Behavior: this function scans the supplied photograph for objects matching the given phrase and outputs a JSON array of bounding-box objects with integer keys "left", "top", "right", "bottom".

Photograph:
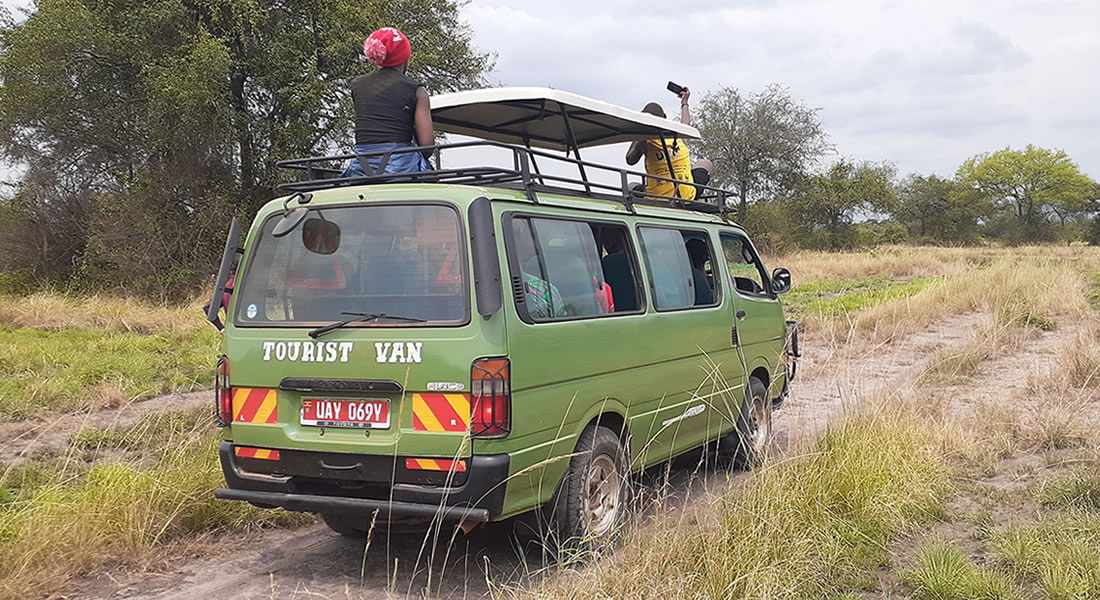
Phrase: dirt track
[{"left": 7, "top": 310, "right": 1084, "bottom": 599}]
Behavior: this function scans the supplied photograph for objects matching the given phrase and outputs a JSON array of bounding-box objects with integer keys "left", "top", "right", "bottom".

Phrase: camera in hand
[{"left": 667, "top": 81, "right": 684, "bottom": 96}]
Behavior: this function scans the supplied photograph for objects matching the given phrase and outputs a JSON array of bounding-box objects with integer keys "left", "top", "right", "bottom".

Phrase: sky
[
  {"left": 2, "top": 0, "right": 1098, "bottom": 184},
  {"left": 459, "top": 0, "right": 1100, "bottom": 180}
]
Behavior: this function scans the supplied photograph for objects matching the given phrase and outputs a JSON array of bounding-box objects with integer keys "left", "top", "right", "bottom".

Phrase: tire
[
  {"left": 320, "top": 512, "right": 370, "bottom": 538},
  {"left": 720, "top": 376, "right": 773, "bottom": 468},
  {"left": 549, "top": 425, "right": 630, "bottom": 545}
]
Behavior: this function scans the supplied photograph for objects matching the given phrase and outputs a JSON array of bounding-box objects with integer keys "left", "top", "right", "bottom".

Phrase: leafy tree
[
  {"left": 790, "top": 159, "right": 895, "bottom": 251},
  {"left": 0, "top": 0, "right": 491, "bottom": 293},
  {"left": 892, "top": 174, "right": 987, "bottom": 244},
  {"left": 955, "top": 145, "right": 1094, "bottom": 243},
  {"left": 692, "top": 84, "right": 832, "bottom": 218}
]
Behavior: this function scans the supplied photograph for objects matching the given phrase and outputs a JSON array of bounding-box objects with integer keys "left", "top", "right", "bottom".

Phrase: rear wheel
[
  {"left": 550, "top": 425, "right": 629, "bottom": 544},
  {"left": 320, "top": 512, "right": 370, "bottom": 538},
  {"left": 721, "top": 376, "right": 773, "bottom": 468}
]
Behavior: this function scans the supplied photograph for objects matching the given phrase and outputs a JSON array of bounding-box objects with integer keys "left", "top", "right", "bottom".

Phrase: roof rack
[{"left": 275, "top": 140, "right": 738, "bottom": 218}]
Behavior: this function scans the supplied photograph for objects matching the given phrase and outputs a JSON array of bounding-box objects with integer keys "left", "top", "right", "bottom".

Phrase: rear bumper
[
  {"left": 215, "top": 488, "right": 492, "bottom": 522},
  {"left": 216, "top": 441, "right": 509, "bottom": 521}
]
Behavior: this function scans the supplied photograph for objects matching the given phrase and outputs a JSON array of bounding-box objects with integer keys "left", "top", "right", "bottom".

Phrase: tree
[
  {"left": 789, "top": 159, "right": 895, "bottom": 250},
  {"left": 692, "top": 84, "right": 832, "bottom": 218},
  {"left": 892, "top": 174, "right": 987, "bottom": 244},
  {"left": 955, "top": 145, "right": 1094, "bottom": 243},
  {"left": 0, "top": 0, "right": 492, "bottom": 292}
]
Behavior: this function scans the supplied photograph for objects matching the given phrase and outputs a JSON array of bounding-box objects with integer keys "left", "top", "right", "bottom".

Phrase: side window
[
  {"left": 638, "top": 227, "right": 719, "bottom": 310},
  {"left": 720, "top": 234, "right": 770, "bottom": 296},
  {"left": 509, "top": 216, "right": 640, "bottom": 321}
]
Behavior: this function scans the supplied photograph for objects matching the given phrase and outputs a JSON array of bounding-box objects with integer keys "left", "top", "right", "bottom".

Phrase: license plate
[{"left": 300, "top": 398, "right": 390, "bottom": 429}]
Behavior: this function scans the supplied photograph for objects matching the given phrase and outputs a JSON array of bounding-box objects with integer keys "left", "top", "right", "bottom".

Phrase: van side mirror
[{"left": 771, "top": 268, "right": 792, "bottom": 294}]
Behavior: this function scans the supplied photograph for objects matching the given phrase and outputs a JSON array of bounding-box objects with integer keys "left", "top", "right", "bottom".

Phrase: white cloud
[{"left": 461, "top": 0, "right": 1100, "bottom": 179}]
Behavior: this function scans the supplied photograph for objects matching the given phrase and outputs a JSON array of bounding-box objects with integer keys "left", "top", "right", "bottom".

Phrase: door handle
[
  {"left": 320, "top": 460, "right": 362, "bottom": 471},
  {"left": 736, "top": 309, "right": 747, "bottom": 320}
]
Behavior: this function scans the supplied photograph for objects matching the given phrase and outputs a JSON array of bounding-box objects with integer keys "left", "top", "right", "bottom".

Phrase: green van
[{"left": 210, "top": 88, "right": 798, "bottom": 540}]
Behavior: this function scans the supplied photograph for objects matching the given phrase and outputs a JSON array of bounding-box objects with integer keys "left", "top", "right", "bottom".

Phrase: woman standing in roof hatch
[{"left": 341, "top": 27, "right": 435, "bottom": 177}]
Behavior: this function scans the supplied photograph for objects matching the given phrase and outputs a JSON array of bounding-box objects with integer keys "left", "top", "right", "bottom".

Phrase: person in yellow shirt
[{"left": 625, "top": 86, "right": 696, "bottom": 201}]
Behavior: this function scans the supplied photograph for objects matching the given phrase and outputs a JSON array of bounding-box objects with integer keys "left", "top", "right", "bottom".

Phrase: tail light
[
  {"left": 470, "top": 358, "right": 510, "bottom": 437},
  {"left": 215, "top": 355, "right": 232, "bottom": 426}
]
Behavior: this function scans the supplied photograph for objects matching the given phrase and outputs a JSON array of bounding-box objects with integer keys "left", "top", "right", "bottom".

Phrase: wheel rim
[
  {"left": 583, "top": 454, "right": 622, "bottom": 537},
  {"left": 748, "top": 395, "right": 772, "bottom": 458}
]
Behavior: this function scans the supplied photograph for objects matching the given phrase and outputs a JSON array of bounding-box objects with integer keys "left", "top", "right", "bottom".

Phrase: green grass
[
  {"left": 535, "top": 409, "right": 952, "bottom": 598},
  {"left": 1035, "top": 466, "right": 1100, "bottom": 512},
  {"left": 0, "top": 324, "right": 218, "bottom": 418},
  {"left": 69, "top": 406, "right": 213, "bottom": 453},
  {"left": 1087, "top": 272, "right": 1100, "bottom": 311},
  {"left": 992, "top": 515, "right": 1100, "bottom": 600},
  {"left": 785, "top": 275, "right": 939, "bottom": 317},
  {"left": 0, "top": 410, "right": 307, "bottom": 599},
  {"left": 903, "top": 540, "right": 1021, "bottom": 600}
]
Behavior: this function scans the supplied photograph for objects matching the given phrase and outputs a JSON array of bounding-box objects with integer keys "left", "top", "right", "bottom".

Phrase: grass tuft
[
  {"left": 1036, "top": 466, "right": 1100, "bottom": 512},
  {"left": 902, "top": 540, "right": 1021, "bottom": 600},
  {"left": 993, "top": 515, "right": 1100, "bottom": 600}
]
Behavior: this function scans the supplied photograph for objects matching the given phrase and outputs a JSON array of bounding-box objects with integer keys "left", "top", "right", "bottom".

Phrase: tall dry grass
[
  {"left": 522, "top": 405, "right": 950, "bottom": 599},
  {"left": 808, "top": 258, "right": 1089, "bottom": 345},
  {"left": 0, "top": 291, "right": 209, "bottom": 334},
  {"left": 776, "top": 245, "right": 1100, "bottom": 284},
  {"left": 0, "top": 410, "right": 306, "bottom": 599}
]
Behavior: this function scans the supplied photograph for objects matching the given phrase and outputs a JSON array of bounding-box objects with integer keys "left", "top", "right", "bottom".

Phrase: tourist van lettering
[
  {"left": 374, "top": 342, "right": 423, "bottom": 363},
  {"left": 262, "top": 341, "right": 353, "bottom": 363}
]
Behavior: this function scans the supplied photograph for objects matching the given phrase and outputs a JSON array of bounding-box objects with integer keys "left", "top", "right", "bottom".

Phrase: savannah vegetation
[{"left": 0, "top": 247, "right": 1098, "bottom": 598}]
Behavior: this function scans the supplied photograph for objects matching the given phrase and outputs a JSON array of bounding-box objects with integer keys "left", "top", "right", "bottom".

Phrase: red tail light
[
  {"left": 470, "top": 358, "right": 510, "bottom": 437},
  {"left": 215, "top": 355, "right": 232, "bottom": 426}
]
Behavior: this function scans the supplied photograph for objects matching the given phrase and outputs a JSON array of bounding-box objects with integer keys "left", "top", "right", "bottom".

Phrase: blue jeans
[{"left": 340, "top": 143, "right": 432, "bottom": 177}]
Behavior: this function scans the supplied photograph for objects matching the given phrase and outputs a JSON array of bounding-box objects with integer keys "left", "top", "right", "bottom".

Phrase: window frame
[
  {"left": 719, "top": 231, "right": 776, "bottom": 300},
  {"left": 501, "top": 211, "right": 648, "bottom": 325},
  {"left": 635, "top": 224, "right": 723, "bottom": 313},
  {"left": 231, "top": 200, "right": 472, "bottom": 330}
]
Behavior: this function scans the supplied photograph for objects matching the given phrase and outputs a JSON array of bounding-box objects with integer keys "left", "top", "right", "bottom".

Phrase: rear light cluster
[
  {"left": 215, "top": 355, "right": 232, "bottom": 426},
  {"left": 470, "top": 357, "right": 510, "bottom": 437}
]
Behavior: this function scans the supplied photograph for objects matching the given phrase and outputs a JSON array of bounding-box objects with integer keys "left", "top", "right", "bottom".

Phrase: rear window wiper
[{"left": 308, "top": 311, "right": 426, "bottom": 339}]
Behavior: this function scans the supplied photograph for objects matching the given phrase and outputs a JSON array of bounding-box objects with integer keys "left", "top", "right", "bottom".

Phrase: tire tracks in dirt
[{"left": 0, "top": 391, "right": 209, "bottom": 466}]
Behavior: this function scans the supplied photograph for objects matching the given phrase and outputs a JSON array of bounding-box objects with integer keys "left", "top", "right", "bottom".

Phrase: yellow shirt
[{"left": 643, "top": 138, "right": 695, "bottom": 200}]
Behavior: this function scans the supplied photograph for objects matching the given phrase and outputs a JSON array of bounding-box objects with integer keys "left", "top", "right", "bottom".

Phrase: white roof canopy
[{"left": 430, "top": 87, "right": 700, "bottom": 152}]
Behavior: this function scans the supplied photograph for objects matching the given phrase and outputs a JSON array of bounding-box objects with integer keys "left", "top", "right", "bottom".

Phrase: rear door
[{"left": 225, "top": 200, "right": 504, "bottom": 466}]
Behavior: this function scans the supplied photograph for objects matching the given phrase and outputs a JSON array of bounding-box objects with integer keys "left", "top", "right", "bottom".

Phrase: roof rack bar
[
  {"left": 620, "top": 170, "right": 635, "bottom": 213},
  {"left": 517, "top": 150, "right": 538, "bottom": 203},
  {"left": 275, "top": 140, "right": 739, "bottom": 215},
  {"left": 559, "top": 109, "right": 592, "bottom": 195}
]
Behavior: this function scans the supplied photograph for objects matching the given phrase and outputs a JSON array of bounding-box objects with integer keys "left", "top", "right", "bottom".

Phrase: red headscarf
[{"left": 363, "top": 27, "right": 411, "bottom": 68}]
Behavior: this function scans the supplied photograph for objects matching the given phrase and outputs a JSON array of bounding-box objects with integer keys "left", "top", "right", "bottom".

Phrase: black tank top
[{"left": 351, "top": 68, "right": 422, "bottom": 145}]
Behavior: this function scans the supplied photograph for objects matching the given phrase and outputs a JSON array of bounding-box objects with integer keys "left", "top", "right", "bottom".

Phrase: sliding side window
[
  {"left": 637, "top": 227, "right": 720, "bottom": 311},
  {"left": 507, "top": 216, "right": 641, "bottom": 322}
]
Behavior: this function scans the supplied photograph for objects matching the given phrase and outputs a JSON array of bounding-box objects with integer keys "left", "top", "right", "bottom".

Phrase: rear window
[{"left": 234, "top": 203, "right": 468, "bottom": 326}]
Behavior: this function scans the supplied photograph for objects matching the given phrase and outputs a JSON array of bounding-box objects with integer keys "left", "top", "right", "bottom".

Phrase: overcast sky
[
  {"left": 461, "top": 0, "right": 1100, "bottom": 180},
  {"left": 2, "top": 0, "right": 1098, "bottom": 183}
]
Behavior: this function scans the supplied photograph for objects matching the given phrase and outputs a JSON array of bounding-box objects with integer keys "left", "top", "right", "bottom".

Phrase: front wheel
[
  {"left": 550, "top": 425, "right": 629, "bottom": 544},
  {"left": 721, "top": 376, "right": 773, "bottom": 468}
]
